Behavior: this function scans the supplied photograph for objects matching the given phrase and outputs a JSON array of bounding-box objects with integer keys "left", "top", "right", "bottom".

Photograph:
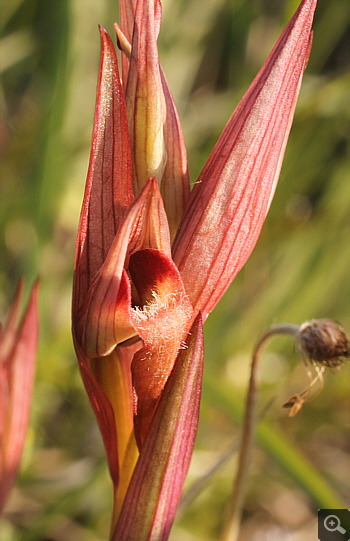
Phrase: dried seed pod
[{"left": 297, "top": 319, "right": 349, "bottom": 368}]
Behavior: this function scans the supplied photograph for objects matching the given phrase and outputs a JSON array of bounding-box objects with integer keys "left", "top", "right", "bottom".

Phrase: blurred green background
[{"left": 1, "top": 0, "right": 349, "bottom": 539}]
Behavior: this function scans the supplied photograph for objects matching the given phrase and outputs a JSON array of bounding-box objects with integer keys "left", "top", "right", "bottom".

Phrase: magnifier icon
[{"left": 324, "top": 515, "right": 346, "bottom": 534}]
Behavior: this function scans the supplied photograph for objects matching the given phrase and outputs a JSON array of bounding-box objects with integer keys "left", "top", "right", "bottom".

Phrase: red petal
[
  {"left": 112, "top": 314, "right": 204, "bottom": 541},
  {"left": 119, "top": 0, "right": 137, "bottom": 49},
  {"left": 125, "top": 0, "right": 167, "bottom": 195},
  {"left": 0, "top": 280, "right": 39, "bottom": 513},
  {"left": 119, "top": 0, "right": 162, "bottom": 88},
  {"left": 73, "top": 325, "right": 141, "bottom": 510},
  {"left": 129, "top": 249, "right": 193, "bottom": 444},
  {"left": 118, "top": 0, "right": 136, "bottom": 88},
  {"left": 114, "top": 23, "right": 190, "bottom": 240},
  {"left": 75, "top": 179, "right": 171, "bottom": 359},
  {"left": 73, "top": 26, "right": 133, "bottom": 319},
  {"left": 173, "top": 0, "right": 316, "bottom": 320},
  {"left": 128, "top": 177, "right": 171, "bottom": 259},
  {"left": 1, "top": 279, "right": 24, "bottom": 360},
  {"left": 73, "top": 343, "right": 119, "bottom": 486},
  {"left": 160, "top": 67, "right": 190, "bottom": 242}
]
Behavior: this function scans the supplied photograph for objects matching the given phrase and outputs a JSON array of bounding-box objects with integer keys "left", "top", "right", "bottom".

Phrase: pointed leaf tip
[
  {"left": 73, "top": 26, "right": 133, "bottom": 317},
  {"left": 173, "top": 0, "right": 317, "bottom": 320},
  {"left": 125, "top": 0, "right": 167, "bottom": 195}
]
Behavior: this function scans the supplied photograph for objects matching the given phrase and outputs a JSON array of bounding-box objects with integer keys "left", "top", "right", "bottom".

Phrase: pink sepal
[
  {"left": 72, "top": 342, "right": 120, "bottom": 486},
  {"left": 173, "top": 0, "right": 316, "bottom": 320},
  {"left": 0, "top": 280, "right": 39, "bottom": 513},
  {"left": 73, "top": 26, "right": 133, "bottom": 316},
  {"left": 125, "top": 0, "right": 166, "bottom": 194}
]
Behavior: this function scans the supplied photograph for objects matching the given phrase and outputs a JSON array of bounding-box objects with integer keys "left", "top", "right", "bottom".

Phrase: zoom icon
[{"left": 318, "top": 509, "right": 350, "bottom": 541}]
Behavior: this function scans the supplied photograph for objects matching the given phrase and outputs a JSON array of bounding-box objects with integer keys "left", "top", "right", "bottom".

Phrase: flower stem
[{"left": 221, "top": 324, "right": 299, "bottom": 541}]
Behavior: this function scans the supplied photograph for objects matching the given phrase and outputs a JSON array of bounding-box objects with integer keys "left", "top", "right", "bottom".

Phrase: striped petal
[
  {"left": 160, "top": 67, "right": 190, "bottom": 241},
  {"left": 0, "top": 281, "right": 39, "bottom": 513},
  {"left": 119, "top": 0, "right": 162, "bottom": 87},
  {"left": 125, "top": 0, "right": 167, "bottom": 195},
  {"left": 115, "top": 21, "right": 190, "bottom": 240},
  {"left": 173, "top": 0, "right": 316, "bottom": 320},
  {"left": 73, "top": 26, "right": 133, "bottom": 318}
]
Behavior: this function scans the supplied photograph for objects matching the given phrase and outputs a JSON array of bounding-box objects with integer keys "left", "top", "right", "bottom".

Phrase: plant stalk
[{"left": 221, "top": 324, "right": 299, "bottom": 541}]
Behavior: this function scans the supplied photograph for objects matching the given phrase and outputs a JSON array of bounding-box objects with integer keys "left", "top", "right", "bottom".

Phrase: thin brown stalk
[{"left": 221, "top": 324, "right": 299, "bottom": 541}]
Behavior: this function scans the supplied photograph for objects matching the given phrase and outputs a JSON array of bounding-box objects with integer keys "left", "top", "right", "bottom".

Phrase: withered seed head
[
  {"left": 283, "top": 395, "right": 305, "bottom": 417},
  {"left": 297, "top": 319, "right": 349, "bottom": 368}
]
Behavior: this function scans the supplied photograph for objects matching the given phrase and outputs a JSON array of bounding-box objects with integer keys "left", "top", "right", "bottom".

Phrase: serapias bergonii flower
[
  {"left": 0, "top": 280, "right": 39, "bottom": 514},
  {"left": 72, "top": 0, "right": 317, "bottom": 538}
]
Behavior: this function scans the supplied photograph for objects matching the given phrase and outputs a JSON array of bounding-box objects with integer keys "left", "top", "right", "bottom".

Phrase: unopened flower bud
[{"left": 297, "top": 319, "right": 349, "bottom": 368}]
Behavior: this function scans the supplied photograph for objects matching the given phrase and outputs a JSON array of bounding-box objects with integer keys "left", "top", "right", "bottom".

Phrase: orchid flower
[
  {"left": 0, "top": 280, "right": 39, "bottom": 514},
  {"left": 72, "top": 0, "right": 317, "bottom": 538}
]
